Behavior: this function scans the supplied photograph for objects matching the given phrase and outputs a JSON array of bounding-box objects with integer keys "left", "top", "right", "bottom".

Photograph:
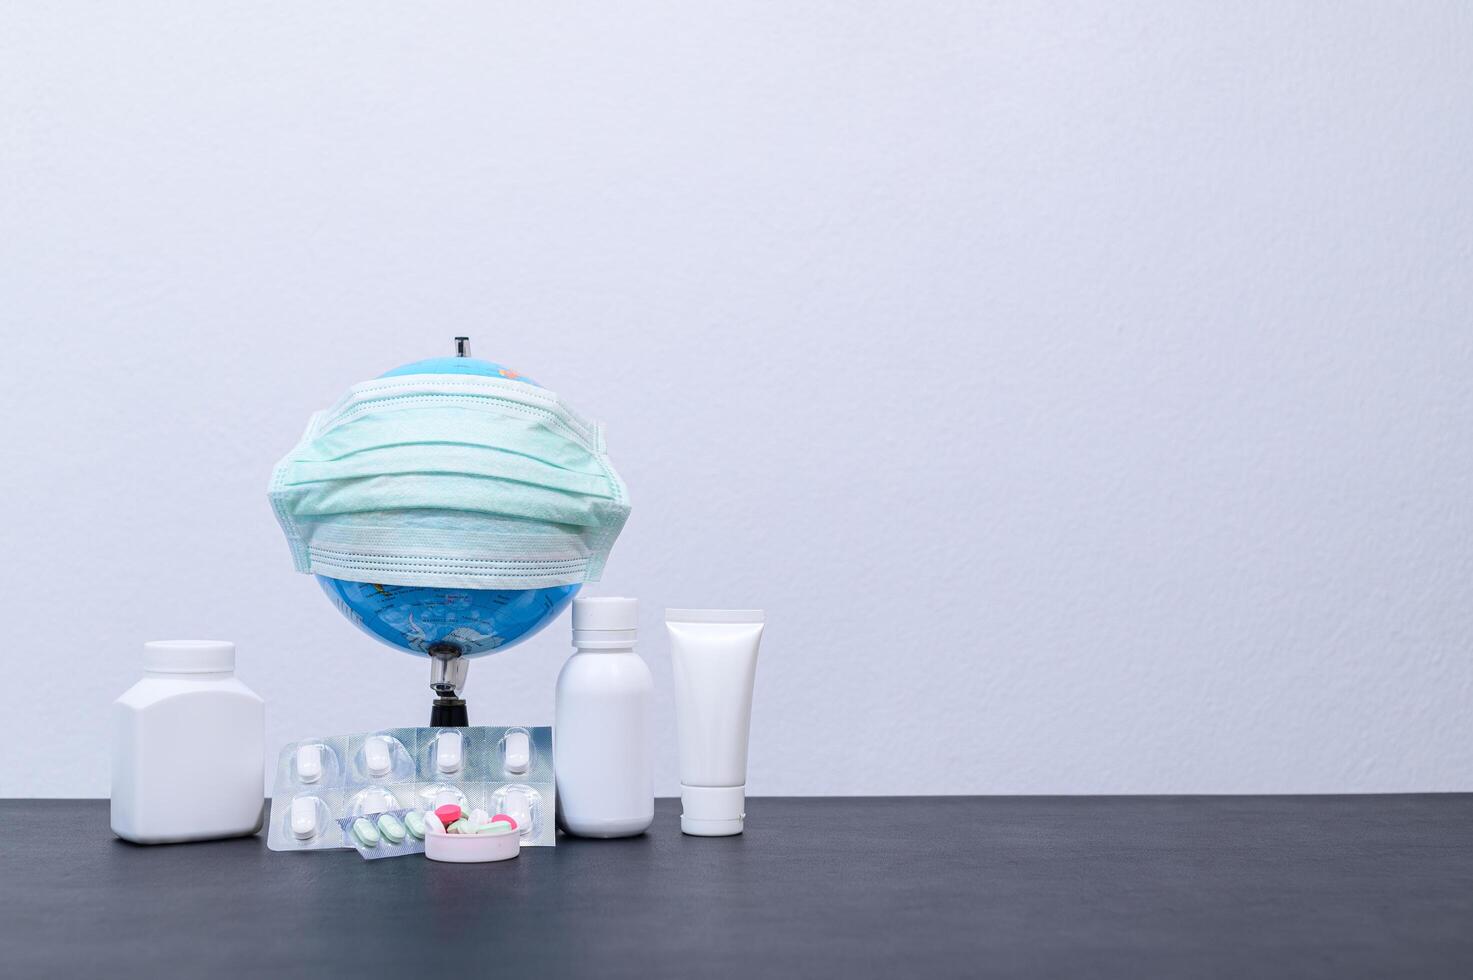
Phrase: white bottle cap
[
  {"left": 571, "top": 596, "right": 637, "bottom": 647},
  {"left": 680, "top": 785, "right": 746, "bottom": 836},
  {"left": 571, "top": 596, "right": 637, "bottom": 631},
  {"left": 143, "top": 640, "right": 235, "bottom": 674}
]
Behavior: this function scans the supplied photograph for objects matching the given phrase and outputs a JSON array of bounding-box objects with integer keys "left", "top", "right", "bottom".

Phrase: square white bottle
[{"left": 111, "top": 640, "right": 265, "bottom": 844}]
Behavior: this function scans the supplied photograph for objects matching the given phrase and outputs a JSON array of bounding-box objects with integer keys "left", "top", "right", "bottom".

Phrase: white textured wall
[{"left": 2, "top": 3, "right": 1470, "bottom": 797}]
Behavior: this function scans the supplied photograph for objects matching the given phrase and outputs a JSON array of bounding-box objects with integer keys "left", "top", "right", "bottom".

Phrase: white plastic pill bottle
[
  {"left": 555, "top": 597, "right": 655, "bottom": 837},
  {"left": 111, "top": 640, "right": 265, "bottom": 844}
]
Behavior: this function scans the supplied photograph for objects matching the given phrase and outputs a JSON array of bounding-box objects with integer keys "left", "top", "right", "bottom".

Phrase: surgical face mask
[{"left": 269, "top": 375, "right": 629, "bottom": 590}]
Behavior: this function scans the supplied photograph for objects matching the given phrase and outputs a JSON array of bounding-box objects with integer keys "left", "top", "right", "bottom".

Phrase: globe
[{"left": 316, "top": 346, "right": 579, "bottom": 663}]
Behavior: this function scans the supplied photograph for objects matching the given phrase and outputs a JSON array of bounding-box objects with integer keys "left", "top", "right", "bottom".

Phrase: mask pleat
[{"left": 269, "top": 377, "right": 629, "bottom": 589}]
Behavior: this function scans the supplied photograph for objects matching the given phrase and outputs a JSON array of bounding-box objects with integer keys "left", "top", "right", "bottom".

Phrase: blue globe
[{"left": 316, "top": 352, "right": 578, "bottom": 659}]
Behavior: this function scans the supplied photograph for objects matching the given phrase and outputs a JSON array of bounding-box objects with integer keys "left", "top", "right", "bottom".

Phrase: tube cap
[
  {"left": 680, "top": 785, "right": 745, "bottom": 836},
  {"left": 143, "top": 640, "right": 235, "bottom": 674}
]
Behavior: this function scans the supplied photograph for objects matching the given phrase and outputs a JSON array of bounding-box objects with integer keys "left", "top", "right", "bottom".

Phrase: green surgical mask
[{"left": 269, "top": 375, "right": 630, "bottom": 590}]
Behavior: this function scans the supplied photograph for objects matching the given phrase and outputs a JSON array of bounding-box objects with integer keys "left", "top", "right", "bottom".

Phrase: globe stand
[
  {"left": 430, "top": 698, "right": 468, "bottom": 728},
  {"left": 429, "top": 644, "right": 471, "bottom": 727}
]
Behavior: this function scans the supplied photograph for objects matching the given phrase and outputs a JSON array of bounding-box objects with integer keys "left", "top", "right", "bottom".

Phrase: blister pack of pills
[
  {"left": 267, "top": 726, "right": 555, "bottom": 853},
  {"left": 340, "top": 808, "right": 423, "bottom": 859}
]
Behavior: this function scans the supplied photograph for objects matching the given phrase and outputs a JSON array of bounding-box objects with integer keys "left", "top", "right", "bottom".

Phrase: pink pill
[
  {"left": 490, "top": 813, "right": 518, "bottom": 831},
  {"left": 434, "top": 804, "right": 462, "bottom": 826}
]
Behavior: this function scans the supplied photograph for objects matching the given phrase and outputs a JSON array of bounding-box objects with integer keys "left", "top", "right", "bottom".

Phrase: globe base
[{"left": 430, "top": 697, "right": 469, "bottom": 728}]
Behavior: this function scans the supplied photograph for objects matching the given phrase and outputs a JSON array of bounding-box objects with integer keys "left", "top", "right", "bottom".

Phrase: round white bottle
[
  {"left": 555, "top": 597, "right": 654, "bottom": 837},
  {"left": 111, "top": 640, "right": 265, "bottom": 844}
]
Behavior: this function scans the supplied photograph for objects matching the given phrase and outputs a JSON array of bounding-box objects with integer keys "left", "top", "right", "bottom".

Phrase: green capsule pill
[
  {"left": 404, "top": 810, "right": 426, "bottom": 840},
  {"left": 449, "top": 818, "right": 470, "bottom": 834},
  {"left": 351, "top": 817, "right": 381, "bottom": 848},
  {"left": 377, "top": 813, "right": 406, "bottom": 844},
  {"left": 475, "top": 821, "right": 514, "bottom": 835}
]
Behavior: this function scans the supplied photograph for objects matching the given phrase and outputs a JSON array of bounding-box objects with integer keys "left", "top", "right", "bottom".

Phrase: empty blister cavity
[
  {"left": 417, "top": 782, "right": 469, "bottom": 811},
  {"left": 489, "top": 784, "right": 542, "bottom": 841},
  {"left": 348, "top": 784, "right": 405, "bottom": 817}
]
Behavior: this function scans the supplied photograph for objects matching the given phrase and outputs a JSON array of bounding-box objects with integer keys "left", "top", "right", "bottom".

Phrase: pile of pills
[
  {"left": 346, "top": 805, "right": 518, "bottom": 850},
  {"left": 427, "top": 804, "right": 519, "bottom": 837}
]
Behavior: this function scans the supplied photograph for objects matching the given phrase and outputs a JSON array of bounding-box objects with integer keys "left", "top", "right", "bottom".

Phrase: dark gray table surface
[{"left": 2, "top": 796, "right": 1471, "bottom": 978}]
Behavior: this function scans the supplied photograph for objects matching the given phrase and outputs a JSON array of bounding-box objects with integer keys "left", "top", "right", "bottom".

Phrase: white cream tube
[{"left": 666, "top": 609, "right": 765, "bottom": 836}]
